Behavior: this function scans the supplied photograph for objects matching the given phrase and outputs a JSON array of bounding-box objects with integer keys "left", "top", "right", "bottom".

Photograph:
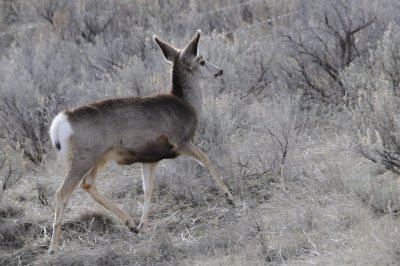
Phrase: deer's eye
[{"left": 200, "top": 60, "right": 205, "bottom": 66}]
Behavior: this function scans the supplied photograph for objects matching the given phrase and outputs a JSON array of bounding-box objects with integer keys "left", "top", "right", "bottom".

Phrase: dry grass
[{"left": 2, "top": 133, "right": 400, "bottom": 266}]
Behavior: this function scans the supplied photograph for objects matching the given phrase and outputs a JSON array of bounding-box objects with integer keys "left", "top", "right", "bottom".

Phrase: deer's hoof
[
  {"left": 224, "top": 193, "right": 235, "bottom": 206},
  {"left": 126, "top": 220, "right": 139, "bottom": 234},
  {"left": 226, "top": 198, "right": 235, "bottom": 206},
  {"left": 130, "top": 227, "right": 139, "bottom": 234},
  {"left": 48, "top": 248, "right": 57, "bottom": 254}
]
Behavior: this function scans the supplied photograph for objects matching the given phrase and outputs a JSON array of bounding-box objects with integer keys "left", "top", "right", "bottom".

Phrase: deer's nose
[{"left": 215, "top": 69, "right": 223, "bottom": 77}]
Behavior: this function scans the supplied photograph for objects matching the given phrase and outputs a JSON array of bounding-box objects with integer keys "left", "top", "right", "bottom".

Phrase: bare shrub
[
  {"left": 0, "top": 33, "right": 83, "bottom": 164},
  {"left": 74, "top": 0, "right": 117, "bottom": 45},
  {"left": 33, "top": 0, "right": 66, "bottom": 27},
  {"left": 228, "top": 91, "right": 303, "bottom": 181},
  {"left": 0, "top": 67, "right": 48, "bottom": 164},
  {"left": 345, "top": 24, "right": 400, "bottom": 174},
  {"left": 0, "top": 146, "right": 24, "bottom": 194},
  {"left": 280, "top": 0, "right": 377, "bottom": 106},
  {"left": 36, "top": 182, "right": 51, "bottom": 206},
  {"left": 338, "top": 24, "right": 400, "bottom": 213}
]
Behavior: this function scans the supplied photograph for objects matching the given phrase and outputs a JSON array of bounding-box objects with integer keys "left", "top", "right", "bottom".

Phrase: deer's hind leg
[
  {"left": 49, "top": 158, "right": 95, "bottom": 253},
  {"left": 80, "top": 158, "right": 138, "bottom": 233}
]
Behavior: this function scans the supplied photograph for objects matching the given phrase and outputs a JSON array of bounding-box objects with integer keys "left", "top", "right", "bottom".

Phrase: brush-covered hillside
[{"left": 1, "top": 0, "right": 400, "bottom": 265}]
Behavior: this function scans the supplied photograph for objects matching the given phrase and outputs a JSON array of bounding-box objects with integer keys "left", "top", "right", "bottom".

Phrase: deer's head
[{"left": 153, "top": 30, "right": 223, "bottom": 80}]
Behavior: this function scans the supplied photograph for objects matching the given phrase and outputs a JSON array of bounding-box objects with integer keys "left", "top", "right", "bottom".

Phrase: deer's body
[
  {"left": 48, "top": 30, "right": 233, "bottom": 253},
  {"left": 56, "top": 95, "right": 196, "bottom": 165}
]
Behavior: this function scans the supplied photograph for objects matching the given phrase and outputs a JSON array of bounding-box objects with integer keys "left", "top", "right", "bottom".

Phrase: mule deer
[{"left": 48, "top": 30, "right": 234, "bottom": 253}]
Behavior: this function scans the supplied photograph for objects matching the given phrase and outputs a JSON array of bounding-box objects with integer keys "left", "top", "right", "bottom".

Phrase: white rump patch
[{"left": 49, "top": 112, "right": 73, "bottom": 159}]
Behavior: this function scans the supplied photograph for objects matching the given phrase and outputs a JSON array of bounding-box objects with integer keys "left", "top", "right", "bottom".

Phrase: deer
[{"left": 48, "top": 30, "right": 235, "bottom": 253}]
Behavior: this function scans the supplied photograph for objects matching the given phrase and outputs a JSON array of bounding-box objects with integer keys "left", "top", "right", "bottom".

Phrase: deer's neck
[{"left": 171, "top": 68, "right": 203, "bottom": 114}]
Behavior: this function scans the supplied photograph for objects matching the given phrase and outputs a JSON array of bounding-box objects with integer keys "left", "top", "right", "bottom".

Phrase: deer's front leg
[
  {"left": 180, "top": 142, "right": 234, "bottom": 205},
  {"left": 139, "top": 162, "right": 157, "bottom": 230}
]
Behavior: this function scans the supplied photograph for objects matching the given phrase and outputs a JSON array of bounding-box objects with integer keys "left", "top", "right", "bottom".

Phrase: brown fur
[
  {"left": 114, "top": 135, "right": 178, "bottom": 165},
  {"left": 66, "top": 95, "right": 196, "bottom": 129}
]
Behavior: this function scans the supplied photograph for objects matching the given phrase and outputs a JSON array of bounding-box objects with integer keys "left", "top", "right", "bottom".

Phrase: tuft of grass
[
  {"left": 0, "top": 220, "right": 43, "bottom": 251},
  {"left": 62, "top": 211, "right": 121, "bottom": 235},
  {"left": 0, "top": 203, "right": 23, "bottom": 218}
]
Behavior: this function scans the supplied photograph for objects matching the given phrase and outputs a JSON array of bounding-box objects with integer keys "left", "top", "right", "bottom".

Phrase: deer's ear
[
  {"left": 182, "top": 29, "right": 201, "bottom": 58},
  {"left": 153, "top": 35, "right": 179, "bottom": 63}
]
